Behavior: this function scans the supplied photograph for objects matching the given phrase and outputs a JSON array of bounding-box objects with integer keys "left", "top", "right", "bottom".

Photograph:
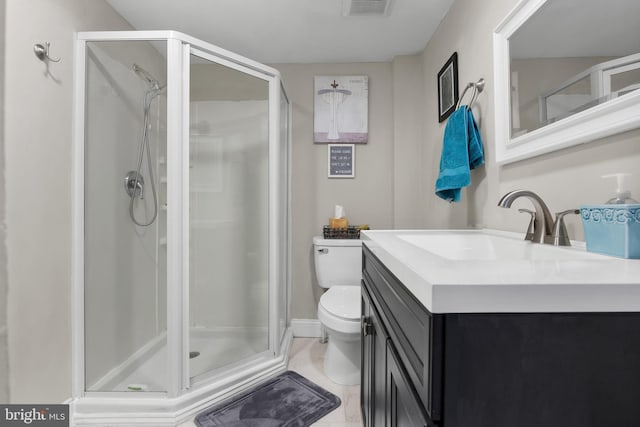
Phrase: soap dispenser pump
[{"left": 603, "top": 173, "right": 638, "bottom": 204}]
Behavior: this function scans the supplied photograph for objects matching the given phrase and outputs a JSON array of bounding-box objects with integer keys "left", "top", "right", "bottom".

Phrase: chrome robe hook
[{"left": 33, "top": 42, "right": 61, "bottom": 63}]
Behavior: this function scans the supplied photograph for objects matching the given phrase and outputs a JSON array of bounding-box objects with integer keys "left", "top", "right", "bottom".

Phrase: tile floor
[
  {"left": 288, "top": 338, "right": 363, "bottom": 427},
  {"left": 180, "top": 337, "right": 363, "bottom": 427}
]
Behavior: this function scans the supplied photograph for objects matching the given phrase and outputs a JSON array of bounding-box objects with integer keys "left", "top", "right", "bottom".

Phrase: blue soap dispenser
[{"left": 580, "top": 173, "right": 640, "bottom": 259}]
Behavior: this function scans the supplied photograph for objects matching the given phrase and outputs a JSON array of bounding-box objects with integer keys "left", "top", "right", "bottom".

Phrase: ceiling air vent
[{"left": 343, "top": 0, "right": 394, "bottom": 16}]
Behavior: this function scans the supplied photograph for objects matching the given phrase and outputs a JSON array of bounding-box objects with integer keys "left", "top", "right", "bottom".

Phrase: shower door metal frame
[{"left": 72, "top": 30, "right": 291, "bottom": 421}]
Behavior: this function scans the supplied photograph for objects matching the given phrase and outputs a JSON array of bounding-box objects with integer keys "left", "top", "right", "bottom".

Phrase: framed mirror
[{"left": 493, "top": 0, "right": 640, "bottom": 164}]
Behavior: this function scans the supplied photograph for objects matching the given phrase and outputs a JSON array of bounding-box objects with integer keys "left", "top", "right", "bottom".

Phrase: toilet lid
[{"left": 320, "top": 286, "right": 360, "bottom": 320}]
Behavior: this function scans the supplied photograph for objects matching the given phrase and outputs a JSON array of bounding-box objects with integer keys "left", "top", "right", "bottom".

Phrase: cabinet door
[
  {"left": 361, "top": 283, "right": 388, "bottom": 427},
  {"left": 361, "top": 285, "right": 373, "bottom": 426},
  {"left": 362, "top": 244, "right": 443, "bottom": 420},
  {"left": 386, "top": 341, "right": 430, "bottom": 427}
]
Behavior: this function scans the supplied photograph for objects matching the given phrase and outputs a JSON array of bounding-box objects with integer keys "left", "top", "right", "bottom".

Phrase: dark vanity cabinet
[
  {"left": 361, "top": 284, "right": 388, "bottom": 427},
  {"left": 361, "top": 243, "right": 640, "bottom": 427},
  {"left": 385, "top": 341, "right": 431, "bottom": 427},
  {"left": 361, "top": 243, "right": 442, "bottom": 427}
]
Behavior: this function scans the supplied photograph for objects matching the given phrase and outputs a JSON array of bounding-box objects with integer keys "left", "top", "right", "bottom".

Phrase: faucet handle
[
  {"left": 551, "top": 209, "right": 580, "bottom": 246},
  {"left": 518, "top": 209, "right": 536, "bottom": 241}
]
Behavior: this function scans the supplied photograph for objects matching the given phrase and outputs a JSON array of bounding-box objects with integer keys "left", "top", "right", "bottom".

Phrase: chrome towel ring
[{"left": 456, "top": 78, "right": 485, "bottom": 109}]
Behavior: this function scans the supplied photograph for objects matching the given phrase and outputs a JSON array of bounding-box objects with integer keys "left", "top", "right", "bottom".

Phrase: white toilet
[{"left": 313, "top": 236, "right": 363, "bottom": 385}]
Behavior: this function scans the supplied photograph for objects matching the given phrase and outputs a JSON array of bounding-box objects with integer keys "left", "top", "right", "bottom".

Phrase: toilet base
[{"left": 323, "top": 332, "right": 361, "bottom": 385}]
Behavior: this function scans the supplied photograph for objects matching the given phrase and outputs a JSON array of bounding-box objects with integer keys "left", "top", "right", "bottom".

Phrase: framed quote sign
[{"left": 328, "top": 144, "right": 355, "bottom": 178}]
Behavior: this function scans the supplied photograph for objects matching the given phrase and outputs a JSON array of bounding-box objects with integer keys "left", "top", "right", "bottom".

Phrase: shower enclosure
[{"left": 72, "top": 31, "right": 291, "bottom": 424}]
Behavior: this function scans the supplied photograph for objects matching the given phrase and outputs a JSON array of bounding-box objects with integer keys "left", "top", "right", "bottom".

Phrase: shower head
[{"left": 132, "top": 63, "right": 163, "bottom": 91}]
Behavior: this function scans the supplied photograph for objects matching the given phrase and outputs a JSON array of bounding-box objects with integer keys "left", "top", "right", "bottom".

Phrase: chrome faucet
[
  {"left": 551, "top": 209, "right": 580, "bottom": 246},
  {"left": 517, "top": 208, "right": 536, "bottom": 241},
  {"left": 498, "top": 190, "right": 556, "bottom": 244},
  {"left": 499, "top": 190, "right": 580, "bottom": 246}
]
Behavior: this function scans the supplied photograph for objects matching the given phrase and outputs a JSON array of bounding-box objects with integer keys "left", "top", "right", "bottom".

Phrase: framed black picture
[{"left": 437, "top": 52, "right": 459, "bottom": 122}]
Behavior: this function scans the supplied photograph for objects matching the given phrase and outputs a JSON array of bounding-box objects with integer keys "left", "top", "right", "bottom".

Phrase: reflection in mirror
[{"left": 508, "top": 0, "right": 640, "bottom": 138}]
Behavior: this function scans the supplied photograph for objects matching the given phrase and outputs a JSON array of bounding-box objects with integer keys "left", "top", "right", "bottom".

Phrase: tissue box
[
  {"left": 329, "top": 217, "right": 348, "bottom": 229},
  {"left": 580, "top": 204, "right": 640, "bottom": 259}
]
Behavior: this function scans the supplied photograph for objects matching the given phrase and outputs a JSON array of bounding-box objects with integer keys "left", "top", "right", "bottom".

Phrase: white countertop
[{"left": 360, "top": 229, "right": 640, "bottom": 314}]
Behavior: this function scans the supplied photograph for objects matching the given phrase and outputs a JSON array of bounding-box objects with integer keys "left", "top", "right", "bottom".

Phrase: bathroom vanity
[{"left": 360, "top": 230, "right": 640, "bottom": 427}]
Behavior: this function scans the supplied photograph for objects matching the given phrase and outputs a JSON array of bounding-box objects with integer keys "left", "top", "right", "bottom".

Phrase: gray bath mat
[{"left": 195, "top": 370, "right": 341, "bottom": 427}]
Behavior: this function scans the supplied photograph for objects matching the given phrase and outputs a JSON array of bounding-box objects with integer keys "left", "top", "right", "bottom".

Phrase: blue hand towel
[{"left": 435, "top": 106, "right": 484, "bottom": 202}]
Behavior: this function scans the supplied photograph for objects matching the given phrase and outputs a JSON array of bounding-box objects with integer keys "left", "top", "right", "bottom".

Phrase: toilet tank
[{"left": 313, "top": 236, "right": 363, "bottom": 288}]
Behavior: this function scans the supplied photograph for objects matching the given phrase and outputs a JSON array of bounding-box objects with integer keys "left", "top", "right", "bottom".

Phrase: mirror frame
[{"left": 493, "top": 0, "right": 640, "bottom": 165}]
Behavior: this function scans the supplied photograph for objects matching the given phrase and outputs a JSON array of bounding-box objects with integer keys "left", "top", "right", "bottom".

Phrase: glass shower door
[
  {"left": 83, "top": 40, "right": 168, "bottom": 392},
  {"left": 187, "top": 50, "right": 270, "bottom": 380}
]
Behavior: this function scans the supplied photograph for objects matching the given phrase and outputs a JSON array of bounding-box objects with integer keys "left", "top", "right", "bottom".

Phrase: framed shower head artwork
[
  {"left": 437, "top": 52, "right": 459, "bottom": 122},
  {"left": 314, "top": 76, "right": 368, "bottom": 144}
]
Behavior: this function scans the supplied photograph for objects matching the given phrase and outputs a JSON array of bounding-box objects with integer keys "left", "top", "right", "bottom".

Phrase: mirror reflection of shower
[{"left": 125, "top": 63, "right": 165, "bottom": 227}]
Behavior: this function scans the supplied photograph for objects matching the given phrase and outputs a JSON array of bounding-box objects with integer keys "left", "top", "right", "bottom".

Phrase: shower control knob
[{"left": 124, "top": 171, "right": 145, "bottom": 199}]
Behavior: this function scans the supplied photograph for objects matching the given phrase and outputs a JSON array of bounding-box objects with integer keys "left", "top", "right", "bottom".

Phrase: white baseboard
[{"left": 291, "top": 319, "right": 322, "bottom": 338}]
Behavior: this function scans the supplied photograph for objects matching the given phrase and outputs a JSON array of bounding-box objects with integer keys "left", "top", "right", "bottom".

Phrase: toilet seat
[
  {"left": 320, "top": 286, "right": 360, "bottom": 319},
  {"left": 318, "top": 286, "right": 361, "bottom": 334}
]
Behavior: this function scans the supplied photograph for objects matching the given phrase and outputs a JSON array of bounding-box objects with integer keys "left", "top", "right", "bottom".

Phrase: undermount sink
[{"left": 397, "top": 231, "right": 599, "bottom": 261}]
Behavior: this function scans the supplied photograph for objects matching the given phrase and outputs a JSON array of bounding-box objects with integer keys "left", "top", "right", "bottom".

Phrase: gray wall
[
  {"left": 0, "top": 0, "right": 8, "bottom": 403},
  {"left": 273, "top": 63, "right": 394, "bottom": 319},
  {"left": 420, "top": 0, "right": 640, "bottom": 239},
  {"left": 392, "top": 55, "right": 427, "bottom": 229},
  {"left": 4, "top": 0, "right": 133, "bottom": 403}
]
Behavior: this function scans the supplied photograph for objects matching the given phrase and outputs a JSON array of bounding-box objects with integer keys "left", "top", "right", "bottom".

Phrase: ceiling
[{"left": 106, "top": 0, "right": 455, "bottom": 64}]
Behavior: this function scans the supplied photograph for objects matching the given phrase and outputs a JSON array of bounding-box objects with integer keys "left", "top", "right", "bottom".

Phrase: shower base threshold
[
  {"left": 90, "top": 327, "right": 270, "bottom": 392},
  {"left": 72, "top": 328, "right": 292, "bottom": 426}
]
